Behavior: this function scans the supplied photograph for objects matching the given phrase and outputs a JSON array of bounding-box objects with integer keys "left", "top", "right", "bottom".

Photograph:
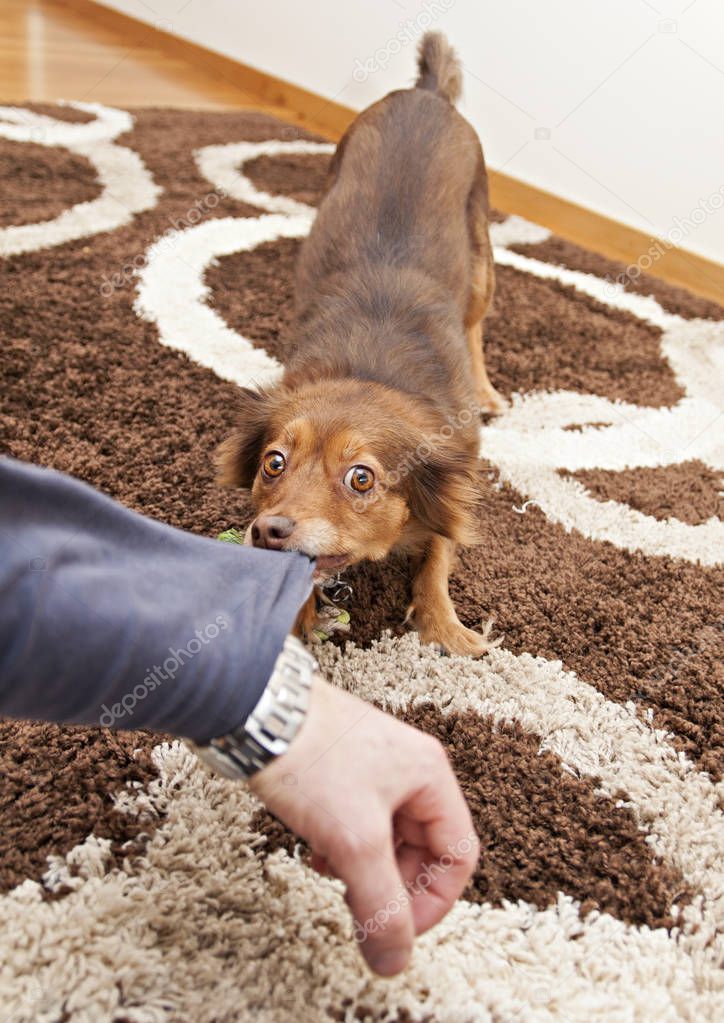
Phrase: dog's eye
[
  {"left": 344, "top": 465, "right": 375, "bottom": 493},
  {"left": 262, "top": 451, "right": 286, "bottom": 478}
]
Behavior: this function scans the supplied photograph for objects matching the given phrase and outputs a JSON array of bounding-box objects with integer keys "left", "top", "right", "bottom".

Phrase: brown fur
[{"left": 217, "top": 33, "right": 502, "bottom": 655}]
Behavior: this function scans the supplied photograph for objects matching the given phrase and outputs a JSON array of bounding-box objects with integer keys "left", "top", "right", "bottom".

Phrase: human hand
[{"left": 249, "top": 674, "right": 479, "bottom": 977}]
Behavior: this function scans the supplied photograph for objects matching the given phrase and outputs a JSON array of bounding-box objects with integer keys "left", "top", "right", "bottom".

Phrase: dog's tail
[{"left": 415, "top": 32, "right": 462, "bottom": 104}]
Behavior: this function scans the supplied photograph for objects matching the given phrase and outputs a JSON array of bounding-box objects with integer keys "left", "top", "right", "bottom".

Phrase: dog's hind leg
[
  {"left": 464, "top": 158, "right": 506, "bottom": 415},
  {"left": 466, "top": 320, "right": 506, "bottom": 414}
]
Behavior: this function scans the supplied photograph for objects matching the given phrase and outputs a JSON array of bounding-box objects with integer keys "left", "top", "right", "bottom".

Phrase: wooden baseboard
[
  {"left": 489, "top": 173, "right": 724, "bottom": 306},
  {"left": 58, "top": 0, "right": 724, "bottom": 305}
]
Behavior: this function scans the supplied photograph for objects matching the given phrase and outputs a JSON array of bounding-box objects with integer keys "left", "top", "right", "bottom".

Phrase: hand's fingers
[
  {"left": 396, "top": 841, "right": 477, "bottom": 934},
  {"left": 396, "top": 843, "right": 430, "bottom": 888},
  {"left": 395, "top": 752, "right": 479, "bottom": 932},
  {"left": 395, "top": 841, "right": 470, "bottom": 932},
  {"left": 310, "top": 851, "right": 330, "bottom": 876},
  {"left": 402, "top": 749, "right": 478, "bottom": 864},
  {"left": 327, "top": 822, "right": 415, "bottom": 977},
  {"left": 407, "top": 828, "right": 478, "bottom": 935},
  {"left": 393, "top": 812, "right": 427, "bottom": 848}
]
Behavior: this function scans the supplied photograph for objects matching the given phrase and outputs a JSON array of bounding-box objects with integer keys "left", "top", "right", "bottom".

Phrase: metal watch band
[{"left": 195, "top": 634, "right": 318, "bottom": 781}]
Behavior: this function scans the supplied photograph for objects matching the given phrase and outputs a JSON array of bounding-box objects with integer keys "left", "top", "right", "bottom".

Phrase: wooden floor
[
  {"left": 2, "top": 0, "right": 722, "bottom": 304},
  {"left": 0, "top": 0, "right": 292, "bottom": 112}
]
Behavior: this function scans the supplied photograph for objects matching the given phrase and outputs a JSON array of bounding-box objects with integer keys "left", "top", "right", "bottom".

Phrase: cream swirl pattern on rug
[{"left": 0, "top": 102, "right": 161, "bottom": 256}]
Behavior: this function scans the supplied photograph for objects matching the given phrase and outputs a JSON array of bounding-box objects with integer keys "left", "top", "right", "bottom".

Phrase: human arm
[{"left": 0, "top": 457, "right": 314, "bottom": 740}]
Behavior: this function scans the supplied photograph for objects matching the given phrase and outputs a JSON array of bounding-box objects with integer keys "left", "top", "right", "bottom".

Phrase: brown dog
[{"left": 218, "top": 33, "right": 503, "bottom": 656}]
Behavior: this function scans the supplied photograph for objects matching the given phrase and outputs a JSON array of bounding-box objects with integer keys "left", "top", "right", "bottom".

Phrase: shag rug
[{"left": 1, "top": 102, "right": 723, "bottom": 1023}]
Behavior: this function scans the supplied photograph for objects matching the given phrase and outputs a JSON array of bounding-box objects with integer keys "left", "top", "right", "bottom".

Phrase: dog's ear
[
  {"left": 216, "top": 387, "right": 277, "bottom": 489},
  {"left": 406, "top": 448, "right": 481, "bottom": 545}
]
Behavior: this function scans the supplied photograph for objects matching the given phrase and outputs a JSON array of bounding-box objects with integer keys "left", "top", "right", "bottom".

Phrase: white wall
[{"left": 98, "top": 0, "right": 724, "bottom": 265}]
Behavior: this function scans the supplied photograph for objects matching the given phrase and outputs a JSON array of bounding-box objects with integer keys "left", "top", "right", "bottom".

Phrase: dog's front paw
[
  {"left": 476, "top": 385, "right": 508, "bottom": 415},
  {"left": 407, "top": 606, "right": 501, "bottom": 658}
]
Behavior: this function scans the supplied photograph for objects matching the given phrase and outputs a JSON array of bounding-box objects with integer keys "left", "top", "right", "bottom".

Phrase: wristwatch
[{"left": 191, "top": 634, "right": 318, "bottom": 780}]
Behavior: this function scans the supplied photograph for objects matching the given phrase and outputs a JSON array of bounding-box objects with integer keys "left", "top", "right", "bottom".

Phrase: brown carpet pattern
[{"left": 0, "top": 103, "right": 722, "bottom": 1022}]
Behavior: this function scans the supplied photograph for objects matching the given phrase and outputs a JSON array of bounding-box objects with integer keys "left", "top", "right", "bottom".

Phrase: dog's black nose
[{"left": 250, "top": 515, "right": 296, "bottom": 551}]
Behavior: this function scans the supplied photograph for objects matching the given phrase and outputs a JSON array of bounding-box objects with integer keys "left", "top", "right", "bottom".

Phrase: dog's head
[{"left": 217, "top": 380, "right": 480, "bottom": 574}]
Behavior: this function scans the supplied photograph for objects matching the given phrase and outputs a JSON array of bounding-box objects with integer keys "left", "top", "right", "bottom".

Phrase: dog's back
[
  {"left": 287, "top": 35, "right": 492, "bottom": 425},
  {"left": 295, "top": 35, "right": 487, "bottom": 322}
]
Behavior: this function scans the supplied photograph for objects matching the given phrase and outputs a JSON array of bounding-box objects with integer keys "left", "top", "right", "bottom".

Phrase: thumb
[{"left": 330, "top": 827, "right": 415, "bottom": 977}]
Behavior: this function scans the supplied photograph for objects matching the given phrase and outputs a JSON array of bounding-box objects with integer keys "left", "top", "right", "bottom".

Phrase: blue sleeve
[{"left": 0, "top": 458, "right": 314, "bottom": 743}]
